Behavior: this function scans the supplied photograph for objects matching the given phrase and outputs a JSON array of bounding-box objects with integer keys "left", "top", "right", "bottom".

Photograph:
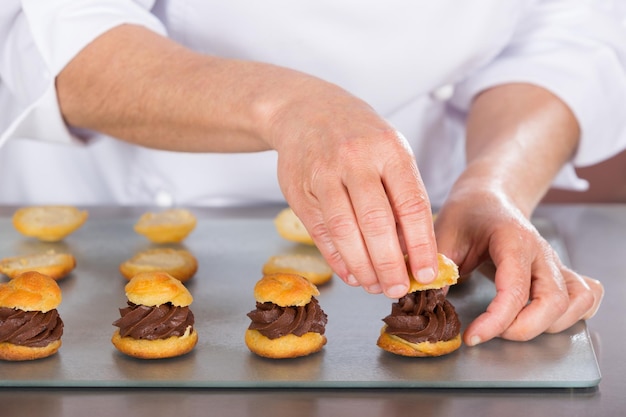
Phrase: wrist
[
  {"left": 462, "top": 84, "right": 581, "bottom": 217},
  {"left": 448, "top": 164, "right": 537, "bottom": 219}
]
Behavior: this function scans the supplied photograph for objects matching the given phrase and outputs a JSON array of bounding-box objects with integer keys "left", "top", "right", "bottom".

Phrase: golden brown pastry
[
  {"left": 119, "top": 248, "right": 198, "bottom": 282},
  {"left": 377, "top": 253, "right": 462, "bottom": 357},
  {"left": 12, "top": 206, "right": 88, "bottom": 242},
  {"left": 133, "top": 208, "right": 197, "bottom": 243},
  {"left": 273, "top": 207, "right": 315, "bottom": 246},
  {"left": 406, "top": 253, "right": 460, "bottom": 292},
  {"left": 0, "top": 271, "right": 64, "bottom": 361},
  {"left": 112, "top": 271, "right": 197, "bottom": 359},
  {"left": 0, "top": 251, "right": 76, "bottom": 281},
  {"left": 245, "top": 273, "right": 328, "bottom": 359},
  {"left": 262, "top": 253, "right": 333, "bottom": 286}
]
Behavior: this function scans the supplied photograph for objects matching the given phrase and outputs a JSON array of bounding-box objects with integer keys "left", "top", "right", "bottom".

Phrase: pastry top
[
  {"left": 133, "top": 208, "right": 197, "bottom": 243},
  {"left": 0, "top": 271, "right": 62, "bottom": 312},
  {"left": 12, "top": 205, "right": 88, "bottom": 242},
  {"left": 119, "top": 248, "right": 198, "bottom": 282},
  {"left": 254, "top": 273, "right": 320, "bottom": 307},
  {"left": 125, "top": 271, "right": 193, "bottom": 307},
  {"left": 407, "top": 253, "right": 459, "bottom": 292},
  {"left": 0, "top": 250, "right": 76, "bottom": 280},
  {"left": 273, "top": 207, "right": 315, "bottom": 246},
  {"left": 262, "top": 253, "right": 333, "bottom": 286}
]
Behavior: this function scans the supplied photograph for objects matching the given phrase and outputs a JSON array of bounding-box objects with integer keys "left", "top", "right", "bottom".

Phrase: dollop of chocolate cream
[
  {"left": 0, "top": 307, "right": 64, "bottom": 347},
  {"left": 247, "top": 297, "right": 327, "bottom": 340},
  {"left": 382, "top": 289, "right": 460, "bottom": 343},
  {"left": 113, "top": 302, "right": 194, "bottom": 340}
]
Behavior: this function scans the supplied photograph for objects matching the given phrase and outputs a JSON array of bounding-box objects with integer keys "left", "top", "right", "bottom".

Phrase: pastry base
[{"left": 377, "top": 326, "right": 461, "bottom": 357}]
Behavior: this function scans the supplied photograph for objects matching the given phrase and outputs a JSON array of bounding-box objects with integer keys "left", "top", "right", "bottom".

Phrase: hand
[
  {"left": 435, "top": 189, "right": 604, "bottom": 346},
  {"left": 267, "top": 79, "right": 438, "bottom": 298}
]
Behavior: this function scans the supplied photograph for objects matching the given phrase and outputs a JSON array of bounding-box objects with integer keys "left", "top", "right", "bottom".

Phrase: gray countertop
[{"left": 0, "top": 204, "right": 624, "bottom": 416}]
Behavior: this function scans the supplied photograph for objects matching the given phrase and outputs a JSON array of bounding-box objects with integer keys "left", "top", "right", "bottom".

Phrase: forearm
[
  {"left": 452, "top": 83, "right": 580, "bottom": 217},
  {"left": 56, "top": 24, "right": 335, "bottom": 153}
]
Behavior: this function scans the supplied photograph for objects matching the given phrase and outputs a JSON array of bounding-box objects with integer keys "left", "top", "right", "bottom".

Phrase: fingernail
[
  {"left": 416, "top": 267, "right": 435, "bottom": 283},
  {"left": 468, "top": 335, "right": 482, "bottom": 346},
  {"left": 366, "top": 284, "right": 382, "bottom": 294},
  {"left": 346, "top": 274, "right": 359, "bottom": 285},
  {"left": 386, "top": 284, "right": 408, "bottom": 299}
]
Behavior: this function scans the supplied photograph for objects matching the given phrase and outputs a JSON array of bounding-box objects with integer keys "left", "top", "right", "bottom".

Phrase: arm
[
  {"left": 461, "top": 83, "right": 578, "bottom": 217},
  {"left": 436, "top": 83, "right": 603, "bottom": 345},
  {"left": 57, "top": 24, "right": 299, "bottom": 152},
  {"left": 57, "top": 24, "right": 439, "bottom": 298}
]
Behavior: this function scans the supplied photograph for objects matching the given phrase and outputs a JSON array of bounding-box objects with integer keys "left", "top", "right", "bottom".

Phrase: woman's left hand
[{"left": 435, "top": 189, "right": 604, "bottom": 346}]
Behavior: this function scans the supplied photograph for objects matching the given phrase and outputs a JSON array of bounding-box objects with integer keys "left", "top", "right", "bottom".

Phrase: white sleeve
[
  {"left": 0, "top": 0, "right": 167, "bottom": 148},
  {"left": 450, "top": 0, "right": 626, "bottom": 190}
]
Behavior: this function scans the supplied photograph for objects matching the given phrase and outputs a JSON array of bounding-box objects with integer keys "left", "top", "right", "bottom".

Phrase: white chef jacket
[{"left": 0, "top": 0, "right": 625, "bottom": 207}]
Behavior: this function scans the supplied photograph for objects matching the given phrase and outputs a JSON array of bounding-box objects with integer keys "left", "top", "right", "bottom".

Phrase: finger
[
  {"left": 299, "top": 207, "right": 354, "bottom": 285},
  {"left": 313, "top": 178, "right": 383, "bottom": 294},
  {"left": 384, "top": 153, "right": 438, "bottom": 286},
  {"left": 581, "top": 276, "right": 604, "bottom": 320},
  {"left": 434, "top": 210, "right": 482, "bottom": 280},
  {"left": 344, "top": 168, "right": 409, "bottom": 298},
  {"left": 540, "top": 267, "right": 597, "bottom": 333},
  {"left": 463, "top": 255, "right": 532, "bottom": 346},
  {"left": 498, "top": 252, "right": 569, "bottom": 341}
]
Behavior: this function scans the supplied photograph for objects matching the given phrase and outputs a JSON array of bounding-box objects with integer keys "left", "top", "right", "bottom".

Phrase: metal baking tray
[{"left": 0, "top": 210, "right": 601, "bottom": 388}]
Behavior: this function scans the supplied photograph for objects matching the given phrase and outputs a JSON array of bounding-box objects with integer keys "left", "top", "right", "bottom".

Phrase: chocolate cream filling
[
  {"left": 0, "top": 307, "right": 64, "bottom": 348},
  {"left": 247, "top": 297, "right": 327, "bottom": 339},
  {"left": 113, "top": 302, "right": 195, "bottom": 340},
  {"left": 382, "top": 289, "right": 460, "bottom": 344}
]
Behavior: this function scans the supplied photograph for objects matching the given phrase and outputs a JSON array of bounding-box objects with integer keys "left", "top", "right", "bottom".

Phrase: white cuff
[
  {"left": 21, "top": 0, "right": 166, "bottom": 74},
  {"left": 552, "top": 163, "right": 589, "bottom": 192},
  {"left": 449, "top": 2, "right": 626, "bottom": 191},
  {"left": 1, "top": 83, "right": 83, "bottom": 147},
  {"left": 1, "top": 0, "right": 166, "bottom": 147}
]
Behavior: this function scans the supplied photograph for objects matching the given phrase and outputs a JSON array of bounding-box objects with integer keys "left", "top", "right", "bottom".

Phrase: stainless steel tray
[{"left": 0, "top": 211, "right": 601, "bottom": 388}]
